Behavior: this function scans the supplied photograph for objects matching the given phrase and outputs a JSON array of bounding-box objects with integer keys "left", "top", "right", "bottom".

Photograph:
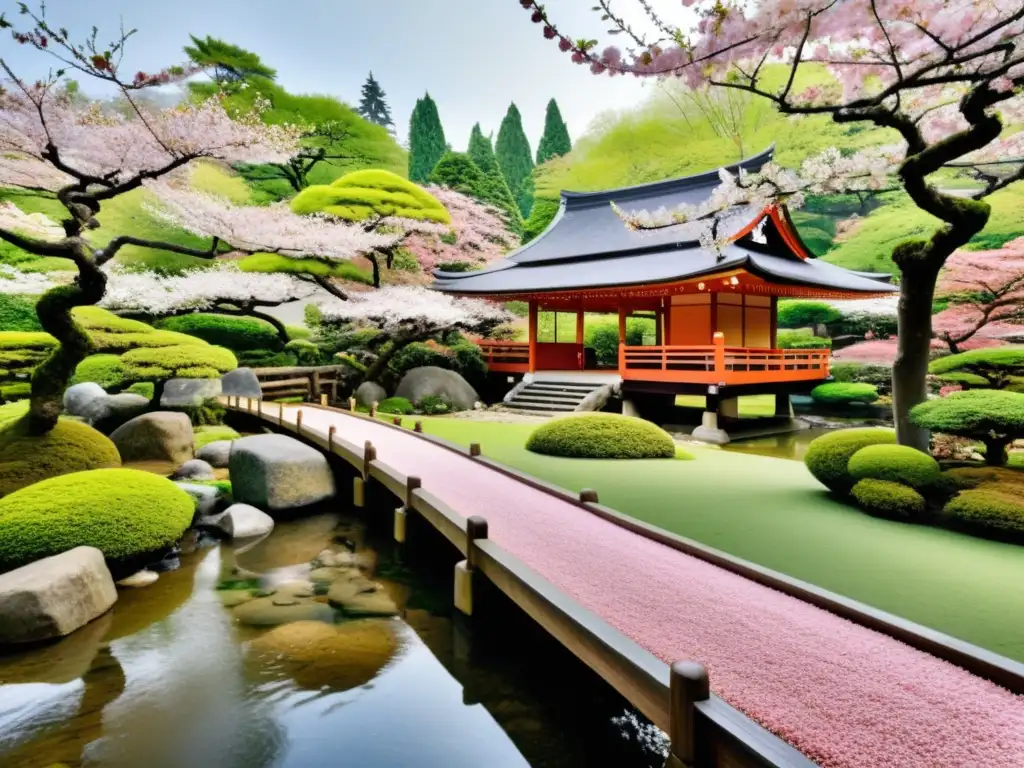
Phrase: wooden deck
[{"left": 478, "top": 337, "right": 830, "bottom": 385}]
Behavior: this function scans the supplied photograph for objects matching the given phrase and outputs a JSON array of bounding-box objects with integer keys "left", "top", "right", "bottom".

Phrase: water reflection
[
  {"left": 721, "top": 427, "right": 836, "bottom": 461},
  {"left": 0, "top": 511, "right": 659, "bottom": 768}
]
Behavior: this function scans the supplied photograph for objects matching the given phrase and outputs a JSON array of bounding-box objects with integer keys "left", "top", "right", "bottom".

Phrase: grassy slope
[{"left": 405, "top": 417, "right": 1024, "bottom": 661}]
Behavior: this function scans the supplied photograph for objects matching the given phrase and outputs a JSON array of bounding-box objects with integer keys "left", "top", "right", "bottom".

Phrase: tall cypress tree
[
  {"left": 408, "top": 93, "right": 447, "bottom": 183},
  {"left": 495, "top": 103, "right": 535, "bottom": 218},
  {"left": 536, "top": 98, "right": 572, "bottom": 164},
  {"left": 467, "top": 123, "right": 499, "bottom": 174},
  {"left": 357, "top": 72, "right": 395, "bottom": 133}
]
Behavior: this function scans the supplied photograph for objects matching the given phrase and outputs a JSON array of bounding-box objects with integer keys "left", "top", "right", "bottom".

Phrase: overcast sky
[{"left": 1, "top": 0, "right": 657, "bottom": 151}]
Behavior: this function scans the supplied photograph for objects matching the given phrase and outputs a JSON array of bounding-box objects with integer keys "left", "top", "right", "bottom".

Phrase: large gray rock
[
  {"left": 395, "top": 366, "right": 479, "bottom": 411},
  {"left": 85, "top": 392, "right": 151, "bottom": 433},
  {"left": 221, "top": 367, "right": 262, "bottom": 400},
  {"left": 175, "top": 482, "right": 221, "bottom": 517},
  {"left": 171, "top": 459, "right": 215, "bottom": 481},
  {"left": 161, "top": 377, "right": 222, "bottom": 407},
  {"left": 230, "top": 434, "right": 335, "bottom": 512},
  {"left": 0, "top": 547, "right": 117, "bottom": 645},
  {"left": 355, "top": 381, "right": 386, "bottom": 407},
  {"left": 199, "top": 503, "right": 275, "bottom": 540},
  {"left": 196, "top": 440, "right": 233, "bottom": 468},
  {"left": 110, "top": 411, "right": 194, "bottom": 464},
  {"left": 63, "top": 382, "right": 107, "bottom": 417}
]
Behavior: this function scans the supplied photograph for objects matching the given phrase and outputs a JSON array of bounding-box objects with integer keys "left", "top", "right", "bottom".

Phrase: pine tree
[
  {"left": 408, "top": 93, "right": 447, "bottom": 184},
  {"left": 184, "top": 35, "right": 277, "bottom": 83},
  {"left": 357, "top": 72, "right": 395, "bottom": 133},
  {"left": 467, "top": 123, "right": 499, "bottom": 174},
  {"left": 430, "top": 151, "right": 521, "bottom": 230},
  {"left": 495, "top": 103, "right": 535, "bottom": 218},
  {"left": 536, "top": 98, "right": 572, "bottom": 164}
]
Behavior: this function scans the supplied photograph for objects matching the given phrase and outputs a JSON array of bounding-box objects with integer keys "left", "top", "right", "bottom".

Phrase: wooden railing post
[
  {"left": 579, "top": 489, "right": 599, "bottom": 504},
  {"left": 469, "top": 442, "right": 481, "bottom": 457},
  {"left": 353, "top": 440, "right": 376, "bottom": 508},
  {"left": 320, "top": 393, "right": 328, "bottom": 407},
  {"left": 328, "top": 425, "right": 336, "bottom": 452},
  {"left": 455, "top": 516, "right": 488, "bottom": 615},
  {"left": 666, "top": 661, "right": 710, "bottom": 767},
  {"left": 278, "top": 401, "right": 284, "bottom": 426},
  {"left": 713, "top": 332, "right": 726, "bottom": 378},
  {"left": 349, "top": 397, "right": 356, "bottom": 412},
  {"left": 310, "top": 370, "right": 320, "bottom": 402},
  {"left": 257, "top": 399, "right": 262, "bottom": 417},
  {"left": 395, "top": 476, "right": 421, "bottom": 543},
  {"left": 295, "top": 409, "right": 303, "bottom": 435}
]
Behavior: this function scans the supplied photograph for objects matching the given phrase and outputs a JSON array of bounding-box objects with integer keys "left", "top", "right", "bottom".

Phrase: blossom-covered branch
[{"left": 0, "top": 264, "right": 63, "bottom": 294}]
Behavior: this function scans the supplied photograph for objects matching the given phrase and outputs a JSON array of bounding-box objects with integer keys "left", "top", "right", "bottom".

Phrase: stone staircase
[{"left": 504, "top": 380, "right": 607, "bottom": 413}]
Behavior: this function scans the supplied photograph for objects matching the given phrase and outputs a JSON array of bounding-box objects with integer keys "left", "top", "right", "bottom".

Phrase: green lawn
[
  {"left": 675, "top": 394, "right": 776, "bottom": 416},
  {"left": 405, "top": 417, "right": 1024, "bottom": 662}
]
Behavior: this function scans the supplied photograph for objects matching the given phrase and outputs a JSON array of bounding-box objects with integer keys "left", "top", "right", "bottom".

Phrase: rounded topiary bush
[
  {"left": 71, "top": 354, "right": 128, "bottom": 390},
  {"left": 121, "top": 344, "right": 238, "bottom": 381},
  {"left": 942, "top": 488, "right": 1024, "bottom": 542},
  {"left": 526, "top": 413, "right": 677, "bottom": 459},
  {"left": 156, "top": 313, "right": 282, "bottom": 351},
  {"left": 0, "top": 418, "right": 122, "bottom": 497},
  {"left": 284, "top": 338, "right": 322, "bottom": 366},
  {"left": 378, "top": 397, "right": 414, "bottom": 415},
  {"left": 811, "top": 382, "right": 879, "bottom": 405},
  {"left": 851, "top": 479, "right": 926, "bottom": 520},
  {"left": 804, "top": 428, "right": 897, "bottom": 495},
  {"left": 848, "top": 445, "right": 941, "bottom": 490},
  {"left": 0, "top": 468, "right": 193, "bottom": 572}
]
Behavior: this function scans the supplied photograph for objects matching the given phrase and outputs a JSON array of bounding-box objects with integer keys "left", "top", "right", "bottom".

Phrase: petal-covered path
[{"left": 289, "top": 406, "right": 1024, "bottom": 768}]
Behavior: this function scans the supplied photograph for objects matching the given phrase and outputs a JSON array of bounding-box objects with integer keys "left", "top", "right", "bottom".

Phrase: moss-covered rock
[
  {"left": 942, "top": 487, "right": 1024, "bottom": 542},
  {"left": 851, "top": 479, "right": 926, "bottom": 520},
  {"left": 71, "top": 354, "right": 129, "bottom": 391},
  {"left": 0, "top": 468, "right": 194, "bottom": 572},
  {"left": 526, "top": 413, "right": 677, "bottom": 459},
  {"left": 804, "top": 428, "right": 897, "bottom": 495},
  {"left": 0, "top": 418, "right": 121, "bottom": 498},
  {"left": 810, "top": 382, "right": 880, "bottom": 405},
  {"left": 848, "top": 444, "right": 941, "bottom": 490}
]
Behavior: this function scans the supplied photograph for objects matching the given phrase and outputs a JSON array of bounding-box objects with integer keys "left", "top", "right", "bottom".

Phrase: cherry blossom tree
[
  {"left": 0, "top": 8, "right": 387, "bottom": 434},
  {"left": 517, "top": 0, "right": 1024, "bottom": 450},
  {"left": 99, "top": 263, "right": 319, "bottom": 344},
  {"left": 933, "top": 240, "right": 1024, "bottom": 353},
  {"left": 317, "top": 286, "right": 511, "bottom": 386}
]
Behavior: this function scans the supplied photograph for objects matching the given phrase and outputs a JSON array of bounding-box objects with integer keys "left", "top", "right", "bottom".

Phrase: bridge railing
[{"left": 250, "top": 364, "right": 348, "bottom": 402}]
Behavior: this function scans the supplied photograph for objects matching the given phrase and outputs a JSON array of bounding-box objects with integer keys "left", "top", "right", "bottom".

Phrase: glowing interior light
[
  {"left": 730, "top": 276, "right": 739, "bottom": 286},
  {"left": 697, "top": 282, "right": 705, "bottom": 290}
]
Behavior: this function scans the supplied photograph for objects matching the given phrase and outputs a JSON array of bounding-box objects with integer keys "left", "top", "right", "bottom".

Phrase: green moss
[
  {"left": 284, "top": 338, "right": 321, "bottom": 366},
  {"left": 121, "top": 344, "right": 237, "bottom": 381},
  {"left": 778, "top": 329, "right": 833, "bottom": 350},
  {"left": 0, "top": 294, "right": 42, "bottom": 332},
  {"left": 71, "top": 306, "right": 153, "bottom": 334},
  {"left": 851, "top": 479, "right": 926, "bottom": 520},
  {"left": 124, "top": 382, "right": 155, "bottom": 398},
  {"left": 194, "top": 424, "right": 241, "bottom": 450},
  {"left": 943, "top": 487, "right": 1024, "bottom": 542},
  {"left": 0, "top": 468, "right": 193, "bottom": 571},
  {"left": 811, "top": 382, "right": 880, "bottom": 405},
  {"left": 0, "top": 382, "right": 30, "bottom": 400},
  {"left": 848, "top": 445, "right": 941, "bottom": 490},
  {"left": 377, "top": 397, "right": 414, "bottom": 415},
  {"left": 89, "top": 329, "right": 207, "bottom": 354},
  {"left": 928, "top": 347, "right": 1024, "bottom": 388},
  {"left": 940, "top": 466, "right": 1024, "bottom": 493},
  {"left": 804, "top": 428, "right": 897, "bottom": 495},
  {"left": 291, "top": 169, "right": 451, "bottom": 224},
  {"left": 286, "top": 325, "right": 311, "bottom": 341},
  {"left": 71, "top": 354, "right": 128, "bottom": 390},
  {"left": 238, "top": 253, "right": 374, "bottom": 285},
  {"left": 526, "top": 413, "right": 677, "bottom": 460},
  {"left": 156, "top": 313, "right": 282, "bottom": 351},
  {"left": 910, "top": 390, "right": 1024, "bottom": 465},
  {"left": 0, "top": 418, "right": 121, "bottom": 498}
]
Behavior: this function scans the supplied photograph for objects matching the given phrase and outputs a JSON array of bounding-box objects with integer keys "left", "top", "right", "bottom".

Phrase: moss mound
[
  {"left": 943, "top": 487, "right": 1024, "bottom": 542},
  {"left": 851, "top": 479, "right": 926, "bottom": 520},
  {"left": 526, "top": 413, "right": 676, "bottom": 459},
  {"left": 378, "top": 397, "right": 414, "bottom": 415},
  {"left": 848, "top": 445, "right": 941, "bottom": 490},
  {"left": 194, "top": 424, "right": 241, "bottom": 450},
  {"left": 811, "top": 382, "right": 879, "bottom": 405},
  {"left": 0, "top": 468, "right": 193, "bottom": 572},
  {"left": 0, "top": 418, "right": 121, "bottom": 498},
  {"left": 71, "top": 354, "right": 129, "bottom": 390},
  {"left": 121, "top": 344, "right": 238, "bottom": 380},
  {"left": 156, "top": 313, "right": 282, "bottom": 351},
  {"left": 804, "top": 428, "right": 897, "bottom": 495},
  {"left": 290, "top": 169, "right": 451, "bottom": 224}
]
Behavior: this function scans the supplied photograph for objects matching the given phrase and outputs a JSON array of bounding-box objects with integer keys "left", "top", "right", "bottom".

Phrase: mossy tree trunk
[{"left": 981, "top": 436, "right": 1009, "bottom": 467}]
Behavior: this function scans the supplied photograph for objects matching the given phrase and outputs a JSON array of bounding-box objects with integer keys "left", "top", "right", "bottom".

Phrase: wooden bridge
[{"left": 223, "top": 398, "right": 1024, "bottom": 768}]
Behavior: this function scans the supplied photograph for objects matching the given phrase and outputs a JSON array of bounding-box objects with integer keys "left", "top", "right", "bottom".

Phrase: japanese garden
[{"left": 0, "top": 2, "right": 1023, "bottom": 767}]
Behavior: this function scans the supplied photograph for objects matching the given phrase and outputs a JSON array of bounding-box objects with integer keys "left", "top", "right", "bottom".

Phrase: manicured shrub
[
  {"left": 156, "top": 313, "right": 283, "bottom": 351},
  {"left": 851, "top": 479, "right": 926, "bottom": 520},
  {"left": 71, "top": 354, "right": 128, "bottom": 391},
  {"left": 584, "top": 318, "right": 650, "bottom": 366},
  {"left": 237, "top": 349, "right": 298, "bottom": 368},
  {"left": 940, "top": 466, "right": 1024, "bottom": 493},
  {"left": 0, "top": 468, "right": 193, "bottom": 572},
  {"left": 777, "top": 328, "right": 833, "bottom": 350},
  {"left": 121, "top": 344, "right": 238, "bottom": 381},
  {"left": 829, "top": 362, "right": 893, "bottom": 393},
  {"left": 811, "top": 382, "right": 879, "bottom": 405},
  {"left": 0, "top": 293, "right": 42, "bottom": 332},
  {"left": 0, "top": 418, "right": 121, "bottom": 498},
  {"left": 416, "top": 394, "right": 453, "bottom": 415},
  {"left": 929, "top": 346, "right": 1024, "bottom": 389},
  {"left": 848, "top": 444, "right": 941, "bottom": 490},
  {"left": 0, "top": 381, "right": 30, "bottom": 401},
  {"left": 389, "top": 341, "right": 451, "bottom": 377},
  {"left": 526, "top": 413, "right": 677, "bottom": 460},
  {"left": 88, "top": 329, "right": 207, "bottom": 355},
  {"left": 238, "top": 253, "right": 375, "bottom": 285},
  {"left": 284, "top": 339, "right": 322, "bottom": 366},
  {"left": 804, "top": 428, "right": 897, "bottom": 495},
  {"left": 194, "top": 424, "right": 241, "bottom": 450},
  {"left": 0, "top": 332, "right": 58, "bottom": 380},
  {"left": 377, "top": 397, "right": 414, "bottom": 415},
  {"left": 942, "top": 487, "right": 1024, "bottom": 541},
  {"left": 286, "top": 325, "right": 311, "bottom": 341},
  {"left": 777, "top": 300, "right": 842, "bottom": 329},
  {"left": 125, "top": 382, "right": 155, "bottom": 399},
  {"left": 828, "top": 311, "right": 898, "bottom": 340},
  {"left": 290, "top": 169, "right": 451, "bottom": 224},
  {"left": 910, "top": 390, "right": 1024, "bottom": 466}
]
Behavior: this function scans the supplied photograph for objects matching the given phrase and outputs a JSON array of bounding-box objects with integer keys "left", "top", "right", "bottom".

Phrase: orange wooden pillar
[
  {"left": 770, "top": 296, "right": 779, "bottom": 348},
  {"left": 618, "top": 306, "right": 628, "bottom": 372},
  {"left": 713, "top": 331, "right": 726, "bottom": 375},
  {"left": 576, "top": 306, "right": 585, "bottom": 370},
  {"left": 528, "top": 300, "right": 538, "bottom": 373}
]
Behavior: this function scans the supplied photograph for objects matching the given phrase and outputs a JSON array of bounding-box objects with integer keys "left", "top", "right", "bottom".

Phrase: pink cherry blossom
[{"left": 318, "top": 285, "right": 511, "bottom": 333}]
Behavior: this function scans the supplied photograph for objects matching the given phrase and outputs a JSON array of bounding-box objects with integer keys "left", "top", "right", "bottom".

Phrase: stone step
[
  {"left": 527, "top": 382, "right": 601, "bottom": 393},
  {"left": 513, "top": 396, "right": 584, "bottom": 409},
  {"left": 517, "top": 390, "right": 588, "bottom": 403},
  {"left": 505, "top": 401, "right": 576, "bottom": 412}
]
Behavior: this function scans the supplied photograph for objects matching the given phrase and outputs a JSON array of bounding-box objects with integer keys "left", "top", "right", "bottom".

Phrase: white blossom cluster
[
  {"left": 0, "top": 264, "right": 64, "bottom": 294},
  {"left": 0, "top": 202, "right": 65, "bottom": 242},
  {"left": 318, "top": 285, "right": 511, "bottom": 332}
]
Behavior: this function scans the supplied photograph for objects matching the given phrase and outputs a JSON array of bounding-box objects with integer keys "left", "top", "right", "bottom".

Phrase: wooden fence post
[
  {"left": 370, "top": 401, "right": 378, "bottom": 418},
  {"left": 310, "top": 370, "right": 320, "bottom": 402},
  {"left": 455, "top": 516, "right": 488, "bottom": 616},
  {"left": 328, "top": 425, "right": 336, "bottom": 453},
  {"left": 469, "top": 442, "right": 481, "bottom": 457},
  {"left": 353, "top": 440, "right": 376, "bottom": 509},
  {"left": 395, "top": 476, "right": 421, "bottom": 544},
  {"left": 295, "top": 409, "right": 303, "bottom": 435},
  {"left": 579, "top": 489, "right": 599, "bottom": 504},
  {"left": 666, "top": 661, "right": 710, "bottom": 768},
  {"left": 278, "top": 401, "right": 284, "bottom": 426},
  {"left": 320, "top": 393, "right": 328, "bottom": 407},
  {"left": 414, "top": 420, "right": 423, "bottom": 433},
  {"left": 246, "top": 397, "right": 252, "bottom": 413},
  {"left": 257, "top": 399, "right": 263, "bottom": 417},
  {"left": 349, "top": 397, "right": 356, "bottom": 412}
]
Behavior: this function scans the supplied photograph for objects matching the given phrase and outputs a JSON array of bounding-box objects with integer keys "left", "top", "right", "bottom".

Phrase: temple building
[{"left": 431, "top": 148, "right": 896, "bottom": 442}]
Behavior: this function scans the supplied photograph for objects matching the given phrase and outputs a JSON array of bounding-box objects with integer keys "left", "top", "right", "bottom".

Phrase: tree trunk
[
  {"left": 249, "top": 308, "right": 290, "bottom": 346},
  {"left": 892, "top": 263, "right": 939, "bottom": 452},
  {"left": 151, "top": 379, "right": 167, "bottom": 409},
  {"left": 27, "top": 255, "right": 106, "bottom": 435},
  {"left": 982, "top": 436, "right": 1009, "bottom": 467}
]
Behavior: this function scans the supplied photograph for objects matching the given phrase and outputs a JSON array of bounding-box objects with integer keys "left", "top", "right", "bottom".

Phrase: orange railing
[
  {"left": 619, "top": 333, "right": 830, "bottom": 385},
  {"left": 477, "top": 340, "right": 530, "bottom": 373}
]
